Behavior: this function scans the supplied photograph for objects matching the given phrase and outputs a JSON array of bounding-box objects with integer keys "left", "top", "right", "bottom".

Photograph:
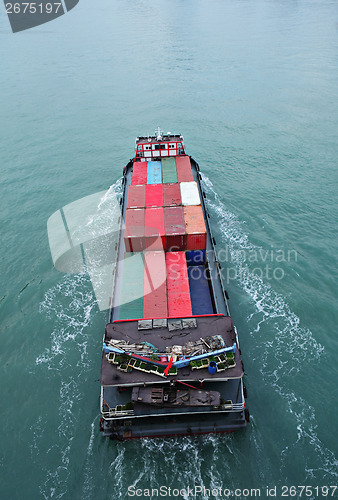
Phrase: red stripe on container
[
  {"left": 144, "top": 207, "right": 165, "bottom": 251},
  {"left": 163, "top": 183, "right": 182, "bottom": 207},
  {"left": 166, "top": 252, "right": 192, "bottom": 317},
  {"left": 184, "top": 206, "right": 207, "bottom": 250},
  {"left": 127, "top": 185, "right": 146, "bottom": 209},
  {"left": 124, "top": 208, "right": 145, "bottom": 252},
  {"left": 145, "top": 184, "right": 163, "bottom": 207},
  {"left": 132, "top": 162, "right": 147, "bottom": 185},
  {"left": 176, "top": 156, "right": 194, "bottom": 182},
  {"left": 164, "top": 206, "right": 186, "bottom": 251},
  {"left": 143, "top": 251, "right": 168, "bottom": 318}
]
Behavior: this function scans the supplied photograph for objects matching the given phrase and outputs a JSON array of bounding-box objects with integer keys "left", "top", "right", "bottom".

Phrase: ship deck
[
  {"left": 99, "top": 145, "right": 248, "bottom": 438},
  {"left": 102, "top": 379, "right": 243, "bottom": 418},
  {"left": 101, "top": 315, "right": 243, "bottom": 386}
]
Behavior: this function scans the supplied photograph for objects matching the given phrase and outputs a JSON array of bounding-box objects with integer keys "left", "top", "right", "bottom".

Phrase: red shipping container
[
  {"left": 145, "top": 184, "right": 163, "bottom": 207},
  {"left": 132, "top": 161, "right": 147, "bottom": 185},
  {"left": 144, "top": 207, "right": 165, "bottom": 251},
  {"left": 127, "top": 185, "right": 146, "bottom": 209},
  {"left": 143, "top": 251, "right": 168, "bottom": 318},
  {"left": 166, "top": 252, "right": 192, "bottom": 318},
  {"left": 164, "top": 206, "right": 186, "bottom": 251},
  {"left": 124, "top": 208, "right": 145, "bottom": 252},
  {"left": 176, "top": 156, "right": 194, "bottom": 182},
  {"left": 163, "top": 183, "right": 181, "bottom": 207},
  {"left": 184, "top": 206, "right": 207, "bottom": 250}
]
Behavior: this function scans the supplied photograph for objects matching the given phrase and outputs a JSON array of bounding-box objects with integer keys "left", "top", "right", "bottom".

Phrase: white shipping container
[{"left": 180, "top": 181, "right": 201, "bottom": 206}]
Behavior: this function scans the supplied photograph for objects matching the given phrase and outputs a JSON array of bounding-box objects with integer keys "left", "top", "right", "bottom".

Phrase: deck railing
[{"left": 101, "top": 402, "right": 245, "bottom": 420}]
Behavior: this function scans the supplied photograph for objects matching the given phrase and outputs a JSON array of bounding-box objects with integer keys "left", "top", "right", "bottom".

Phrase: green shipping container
[
  {"left": 117, "top": 253, "right": 144, "bottom": 319},
  {"left": 161, "top": 157, "right": 178, "bottom": 183}
]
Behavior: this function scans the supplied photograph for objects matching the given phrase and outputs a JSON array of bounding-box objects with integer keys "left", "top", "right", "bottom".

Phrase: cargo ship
[{"left": 99, "top": 129, "right": 249, "bottom": 440}]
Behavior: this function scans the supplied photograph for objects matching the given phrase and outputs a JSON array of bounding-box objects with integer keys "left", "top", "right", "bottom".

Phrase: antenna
[{"left": 156, "top": 127, "right": 163, "bottom": 141}]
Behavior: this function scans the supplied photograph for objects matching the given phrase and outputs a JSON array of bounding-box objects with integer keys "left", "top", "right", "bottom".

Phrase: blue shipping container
[
  {"left": 186, "top": 249, "right": 206, "bottom": 266},
  {"left": 187, "top": 265, "right": 214, "bottom": 315},
  {"left": 147, "top": 161, "right": 162, "bottom": 185}
]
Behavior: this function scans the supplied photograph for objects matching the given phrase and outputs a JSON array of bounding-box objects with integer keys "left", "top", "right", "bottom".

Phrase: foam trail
[
  {"left": 35, "top": 247, "right": 102, "bottom": 497},
  {"left": 105, "top": 436, "right": 232, "bottom": 500},
  {"left": 37, "top": 273, "right": 95, "bottom": 369},
  {"left": 201, "top": 172, "right": 338, "bottom": 484},
  {"left": 80, "top": 418, "right": 98, "bottom": 499},
  {"left": 32, "top": 174, "right": 337, "bottom": 498},
  {"left": 98, "top": 178, "right": 123, "bottom": 210},
  {"left": 201, "top": 172, "right": 324, "bottom": 365},
  {"left": 33, "top": 182, "right": 125, "bottom": 498}
]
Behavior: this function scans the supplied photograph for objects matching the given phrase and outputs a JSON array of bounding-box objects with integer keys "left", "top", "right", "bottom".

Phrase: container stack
[
  {"left": 161, "top": 157, "right": 178, "bottom": 183},
  {"left": 124, "top": 208, "right": 145, "bottom": 252},
  {"left": 187, "top": 264, "right": 214, "bottom": 315},
  {"left": 164, "top": 207, "right": 186, "bottom": 251},
  {"left": 117, "top": 253, "right": 145, "bottom": 319},
  {"left": 166, "top": 252, "right": 192, "bottom": 318},
  {"left": 184, "top": 205, "right": 207, "bottom": 250},
  {"left": 126, "top": 157, "right": 206, "bottom": 253},
  {"left": 147, "top": 161, "right": 162, "bottom": 184},
  {"left": 132, "top": 162, "right": 147, "bottom": 185},
  {"left": 145, "top": 184, "right": 163, "bottom": 207},
  {"left": 143, "top": 251, "right": 167, "bottom": 319},
  {"left": 175, "top": 156, "right": 194, "bottom": 182},
  {"left": 180, "top": 181, "right": 200, "bottom": 206},
  {"left": 144, "top": 207, "right": 165, "bottom": 251},
  {"left": 127, "top": 185, "right": 145, "bottom": 209},
  {"left": 119, "top": 156, "right": 213, "bottom": 320},
  {"left": 163, "top": 183, "right": 181, "bottom": 206}
]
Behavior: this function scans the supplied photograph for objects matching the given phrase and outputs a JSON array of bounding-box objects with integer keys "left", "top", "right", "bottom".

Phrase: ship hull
[{"left": 100, "top": 134, "right": 248, "bottom": 440}]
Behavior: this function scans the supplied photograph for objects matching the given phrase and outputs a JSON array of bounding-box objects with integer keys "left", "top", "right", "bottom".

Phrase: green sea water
[{"left": 1, "top": 0, "right": 338, "bottom": 498}]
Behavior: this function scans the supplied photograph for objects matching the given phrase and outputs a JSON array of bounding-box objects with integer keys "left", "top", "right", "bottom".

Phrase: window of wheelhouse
[
  {"left": 136, "top": 144, "right": 143, "bottom": 158},
  {"left": 151, "top": 143, "right": 160, "bottom": 157},
  {"left": 151, "top": 142, "right": 169, "bottom": 157},
  {"left": 160, "top": 143, "right": 169, "bottom": 156}
]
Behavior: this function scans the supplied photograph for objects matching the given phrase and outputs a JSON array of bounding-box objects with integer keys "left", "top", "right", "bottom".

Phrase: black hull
[{"left": 100, "top": 149, "right": 248, "bottom": 440}]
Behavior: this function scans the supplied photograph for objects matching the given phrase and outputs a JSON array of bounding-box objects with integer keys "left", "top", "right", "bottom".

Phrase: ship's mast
[{"left": 156, "top": 127, "right": 163, "bottom": 141}]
